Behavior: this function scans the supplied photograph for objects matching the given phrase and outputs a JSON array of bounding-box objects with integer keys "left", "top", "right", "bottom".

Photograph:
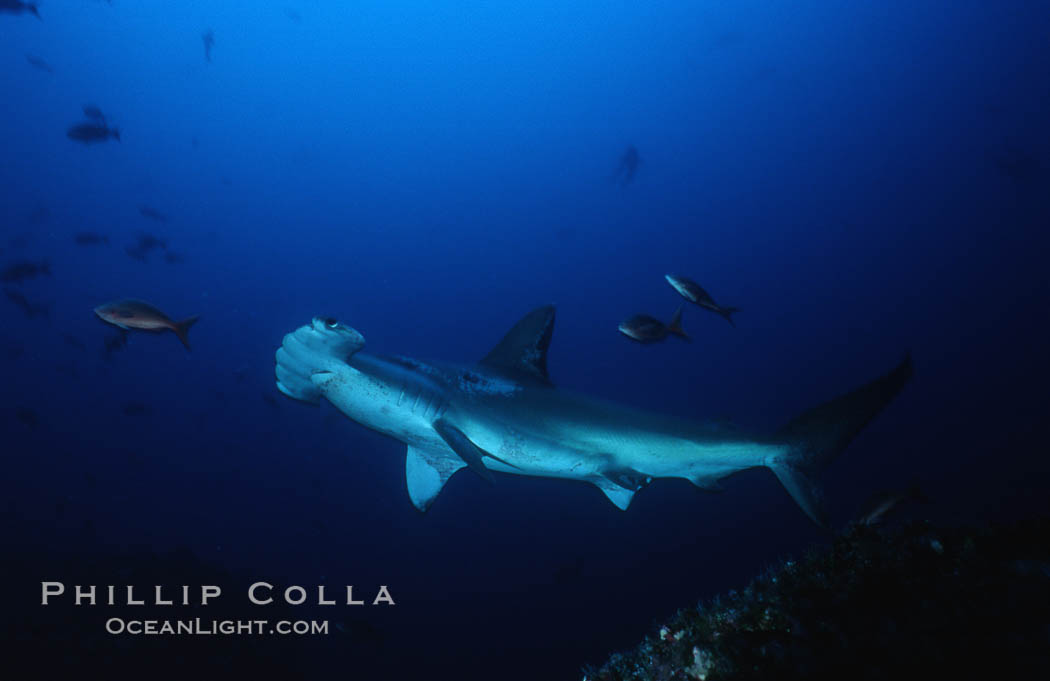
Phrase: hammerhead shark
[{"left": 276, "top": 307, "right": 911, "bottom": 526}]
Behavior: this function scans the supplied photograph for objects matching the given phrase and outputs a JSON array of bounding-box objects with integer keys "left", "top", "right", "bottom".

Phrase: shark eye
[{"left": 323, "top": 317, "right": 339, "bottom": 329}]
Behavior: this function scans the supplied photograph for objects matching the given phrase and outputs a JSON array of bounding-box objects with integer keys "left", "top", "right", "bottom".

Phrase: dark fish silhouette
[
  {"left": 0, "top": 1, "right": 40, "bottom": 18},
  {"left": 202, "top": 29, "right": 215, "bottom": 62},
  {"left": 74, "top": 232, "right": 109, "bottom": 246},
  {"left": 137, "top": 233, "right": 165, "bottom": 250},
  {"left": 82, "top": 105, "right": 105, "bottom": 121},
  {"left": 138, "top": 205, "right": 167, "bottom": 222},
  {"left": 25, "top": 54, "right": 52, "bottom": 72},
  {"left": 125, "top": 233, "right": 167, "bottom": 261},
  {"left": 1, "top": 260, "right": 50, "bottom": 283},
  {"left": 15, "top": 406, "right": 39, "bottom": 428},
  {"left": 618, "top": 305, "right": 689, "bottom": 344},
  {"left": 665, "top": 274, "right": 739, "bottom": 326},
  {"left": 67, "top": 123, "right": 120, "bottom": 143},
  {"left": 62, "top": 333, "right": 86, "bottom": 350},
  {"left": 94, "top": 299, "right": 199, "bottom": 350},
  {"left": 4, "top": 287, "right": 49, "bottom": 319},
  {"left": 611, "top": 145, "right": 641, "bottom": 187},
  {"left": 103, "top": 330, "right": 128, "bottom": 356},
  {"left": 163, "top": 252, "right": 185, "bottom": 264}
]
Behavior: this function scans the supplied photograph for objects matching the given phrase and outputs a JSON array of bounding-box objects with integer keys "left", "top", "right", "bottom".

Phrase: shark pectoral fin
[
  {"left": 405, "top": 446, "right": 467, "bottom": 512},
  {"left": 432, "top": 418, "right": 496, "bottom": 484},
  {"left": 594, "top": 482, "right": 636, "bottom": 511}
]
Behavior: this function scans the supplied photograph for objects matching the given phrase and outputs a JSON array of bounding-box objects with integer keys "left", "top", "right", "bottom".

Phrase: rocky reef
[{"left": 583, "top": 518, "right": 1050, "bottom": 680}]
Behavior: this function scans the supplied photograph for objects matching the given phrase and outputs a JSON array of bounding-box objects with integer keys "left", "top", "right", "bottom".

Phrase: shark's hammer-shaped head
[{"left": 275, "top": 317, "right": 366, "bottom": 404}]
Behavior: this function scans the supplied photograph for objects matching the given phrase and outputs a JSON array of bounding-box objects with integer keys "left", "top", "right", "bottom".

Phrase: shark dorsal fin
[{"left": 479, "top": 305, "right": 555, "bottom": 385}]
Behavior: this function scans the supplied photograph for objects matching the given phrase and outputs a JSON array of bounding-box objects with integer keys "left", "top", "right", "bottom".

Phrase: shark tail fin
[
  {"left": 770, "top": 354, "right": 913, "bottom": 527},
  {"left": 668, "top": 305, "right": 689, "bottom": 341},
  {"left": 719, "top": 306, "right": 739, "bottom": 327},
  {"left": 172, "top": 315, "right": 199, "bottom": 351}
]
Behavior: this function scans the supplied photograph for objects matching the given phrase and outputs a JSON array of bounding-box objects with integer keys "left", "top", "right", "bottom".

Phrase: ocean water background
[{"left": 2, "top": 1, "right": 1048, "bottom": 678}]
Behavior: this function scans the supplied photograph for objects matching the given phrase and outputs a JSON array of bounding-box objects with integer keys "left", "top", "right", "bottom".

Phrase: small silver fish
[
  {"left": 665, "top": 274, "right": 739, "bottom": 326},
  {"left": 94, "top": 299, "right": 199, "bottom": 350},
  {"left": 618, "top": 305, "right": 689, "bottom": 344}
]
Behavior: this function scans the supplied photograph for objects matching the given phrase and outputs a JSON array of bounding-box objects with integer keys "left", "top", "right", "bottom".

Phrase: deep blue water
[{"left": 2, "top": 2, "right": 1048, "bottom": 679}]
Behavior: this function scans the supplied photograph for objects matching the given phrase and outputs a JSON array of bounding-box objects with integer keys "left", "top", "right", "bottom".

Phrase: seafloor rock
[{"left": 583, "top": 518, "right": 1050, "bottom": 680}]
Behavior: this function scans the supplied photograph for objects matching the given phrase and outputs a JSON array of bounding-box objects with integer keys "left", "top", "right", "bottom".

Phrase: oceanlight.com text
[{"left": 104, "top": 618, "right": 329, "bottom": 636}]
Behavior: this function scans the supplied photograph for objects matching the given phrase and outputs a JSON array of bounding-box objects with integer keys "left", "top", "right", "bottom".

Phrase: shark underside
[{"left": 275, "top": 308, "right": 911, "bottom": 526}]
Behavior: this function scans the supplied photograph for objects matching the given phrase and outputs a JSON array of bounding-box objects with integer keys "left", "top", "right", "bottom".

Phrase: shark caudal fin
[
  {"left": 172, "top": 315, "right": 199, "bottom": 350},
  {"left": 719, "top": 306, "right": 739, "bottom": 327},
  {"left": 770, "top": 355, "right": 913, "bottom": 527},
  {"left": 668, "top": 304, "right": 689, "bottom": 341},
  {"left": 275, "top": 317, "right": 366, "bottom": 404}
]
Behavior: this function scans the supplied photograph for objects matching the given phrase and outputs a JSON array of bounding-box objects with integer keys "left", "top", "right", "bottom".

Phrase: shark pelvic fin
[
  {"left": 433, "top": 418, "right": 518, "bottom": 484},
  {"left": 479, "top": 305, "right": 555, "bottom": 385},
  {"left": 594, "top": 482, "right": 636, "bottom": 510},
  {"left": 601, "top": 467, "right": 652, "bottom": 491},
  {"left": 405, "top": 446, "right": 466, "bottom": 512}
]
